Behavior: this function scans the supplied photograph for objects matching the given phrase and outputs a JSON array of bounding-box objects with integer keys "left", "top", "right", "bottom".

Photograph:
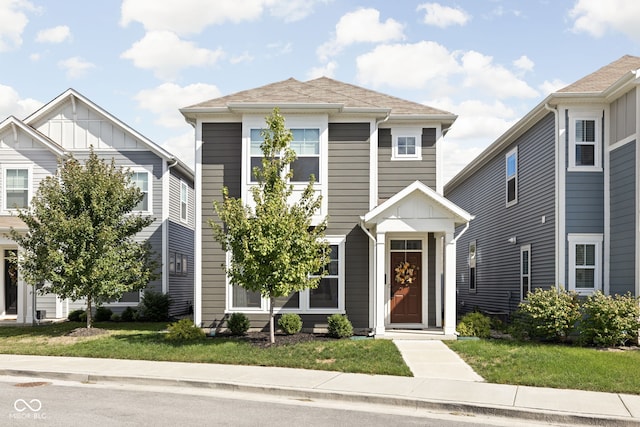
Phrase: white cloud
[
  {"left": 160, "top": 130, "right": 196, "bottom": 169},
  {"left": 58, "top": 56, "right": 96, "bottom": 79},
  {"left": 317, "top": 8, "right": 404, "bottom": 61},
  {"left": 120, "top": 0, "right": 321, "bottom": 36},
  {"left": 133, "top": 82, "right": 222, "bottom": 128},
  {"left": 266, "top": 41, "right": 292, "bottom": 57},
  {"left": 513, "top": 55, "right": 534, "bottom": 73},
  {"left": 121, "top": 31, "right": 224, "bottom": 80},
  {"left": 0, "top": 0, "right": 38, "bottom": 51},
  {"left": 356, "top": 41, "right": 458, "bottom": 89},
  {"left": 230, "top": 51, "right": 254, "bottom": 64},
  {"left": 461, "top": 51, "right": 539, "bottom": 99},
  {"left": 307, "top": 61, "right": 337, "bottom": 79},
  {"left": 539, "top": 78, "right": 567, "bottom": 96},
  {"left": 35, "top": 25, "right": 71, "bottom": 43},
  {"left": 569, "top": 0, "right": 640, "bottom": 41},
  {"left": 417, "top": 3, "right": 470, "bottom": 28},
  {"left": 0, "top": 84, "right": 43, "bottom": 119}
]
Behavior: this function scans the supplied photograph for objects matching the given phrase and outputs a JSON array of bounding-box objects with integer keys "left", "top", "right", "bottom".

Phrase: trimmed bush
[
  {"left": 278, "top": 313, "right": 302, "bottom": 335},
  {"left": 166, "top": 318, "right": 206, "bottom": 341},
  {"left": 578, "top": 291, "right": 640, "bottom": 347},
  {"left": 95, "top": 306, "right": 113, "bottom": 322},
  {"left": 327, "top": 314, "right": 353, "bottom": 338},
  {"left": 456, "top": 311, "right": 491, "bottom": 338},
  {"left": 121, "top": 306, "right": 137, "bottom": 322},
  {"left": 110, "top": 313, "right": 121, "bottom": 322},
  {"left": 510, "top": 288, "right": 581, "bottom": 342},
  {"left": 227, "top": 313, "right": 250, "bottom": 336},
  {"left": 138, "top": 290, "right": 171, "bottom": 322},
  {"left": 68, "top": 309, "right": 85, "bottom": 322}
]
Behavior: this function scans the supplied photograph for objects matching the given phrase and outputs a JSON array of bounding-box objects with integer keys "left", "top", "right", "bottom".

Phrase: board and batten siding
[
  {"left": 378, "top": 128, "right": 437, "bottom": 200},
  {"left": 610, "top": 88, "right": 636, "bottom": 145},
  {"left": 446, "top": 113, "right": 556, "bottom": 315},
  {"left": 327, "top": 123, "right": 370, "bottom": 329},
  {"left": 168, "top": 220, "right": 194, "bottom": 316},
  {"left": 609, "top": 141, "right": 636, "bottom": 295}
]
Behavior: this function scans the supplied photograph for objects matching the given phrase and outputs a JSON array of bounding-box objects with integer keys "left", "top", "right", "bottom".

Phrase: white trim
[
  {"left": 567, "top": 111, "right": 603, "bottom": 172},
  {"left": 603, "top": 106, "right": 611, "bottom": 296},
  {"left": 161, "top": 160, "right": 169, "bottom": 294},
  {"left": 194, "top": 119, "right": 203, "bottom": 326},
  {"left": 637, "top": 92, "right": 640, "bottom": 298},
  {"left": 434, "top": 233, "right": 443, "bottom": 327},
  {"left": 505, "top": 146, "right": 518, "bottom": 207},
  {"left": 391, "top": 127, "right": 422, "bottom": 161},
  {"left": 557, "top": 108, "right": 566, "bottom": 289},
  {"left": 369, "top": 119, "right": 378, "bottom": 210},
  {"left": 129, "top": 166, "right": 153, "bottom": 215},
  {"left": 180, "top": 180, "right": 189, "bottom": 223},
  {"left": 609, "top": 134, "right": 636, "bottom": 151},
  {"left": 520, "top": 244, "right": 531, "bottom": 300},
  {"left": 567, "top": 233, "right": 603, "bottom": 295},
  {"left": 468, "top": 239, "right": 477, "bottom": 293},
  {"left": 436, "top": 125, "right": 444, "bottom": 194},
  {"left": 2, "top": 164, "right": 32, "bottom": 213}
]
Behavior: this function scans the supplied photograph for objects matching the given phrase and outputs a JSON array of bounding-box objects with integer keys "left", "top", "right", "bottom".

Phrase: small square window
[{"left": 392, "top": 129, "right": 422, "bottom": 160}]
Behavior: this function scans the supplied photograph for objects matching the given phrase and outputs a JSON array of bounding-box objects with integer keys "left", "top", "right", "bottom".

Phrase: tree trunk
[
  {"left": 269, "top": 296, "right": 275, "bottom": 344},
  {"left": 86, "top": 294, "right": 93, "bottom": 329}
]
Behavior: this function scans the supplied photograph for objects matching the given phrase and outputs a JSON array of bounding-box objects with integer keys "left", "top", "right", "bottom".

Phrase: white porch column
[
  {"left": 444, "top": 232, "right": 457, "bottom": 335},
  {"left": 435, "top": 233, "right": 443, "bottom": 327},
  {"left": 16, "top": 277, "right": 33, "bottom": 325},
  {"left": 374, "top": 232, "right": 386, "bottom": 336}
]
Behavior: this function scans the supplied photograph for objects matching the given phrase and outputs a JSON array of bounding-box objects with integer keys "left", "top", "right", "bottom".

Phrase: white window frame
[
  {"left": 225, "top": 236, "right": 345, "bottom": 314},
  {"left": 2, "top": 165, "right": 32, "bottom": 212},
  {"left": 130, "top": 167, "right": 153, "bottom": 214},
  {"left": 180, "top": 180, "right": 188, "bottom": 223},
  {"left": 505, "top": 147, "right": 518, "bottom": 207},
  {"left": 568, "top": 112, "right": 602, "bottom": 172},
  {"left": 468, "top": 240, "right": 477, "bottom": 293},
  {"left": 520, "top": 244, "right": 531, "bottom": 300},
  {"left": 391, "top": 128, "right": 422, "bottom": 160},
  {"left": 568, "top": 233, "right": 603, "bottom": 295}
]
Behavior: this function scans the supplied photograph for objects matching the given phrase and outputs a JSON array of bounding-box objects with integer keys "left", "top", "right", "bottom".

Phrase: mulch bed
[{"left": 66, "top": 327, "right": 110, "bottom": 337}]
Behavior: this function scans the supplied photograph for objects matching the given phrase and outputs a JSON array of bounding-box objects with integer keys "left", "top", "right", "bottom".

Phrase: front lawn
[
  {"left": 0, "top": 322, "right": 412, "bottom": 377},
  {"left": 446, "top": 339, "right": 640, "bottom": 395}
]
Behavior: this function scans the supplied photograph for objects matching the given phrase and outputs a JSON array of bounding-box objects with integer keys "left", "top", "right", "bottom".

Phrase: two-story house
[
  {"left": 445, "top": 55, "right": 640, "bottom": 316},
  {"left": 0, "top": 89, "right": 195, "bottom": 323},
  {"left": 181, "top": 77, "right": 471, "bottom": 337}
]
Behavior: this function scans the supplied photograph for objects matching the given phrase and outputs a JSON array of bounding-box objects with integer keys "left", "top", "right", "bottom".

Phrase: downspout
[
  {"left": 163, "top": 157, "right": 180, "bottom": 295},
  {"left": 544, "top": 103, "right": 561, "bottom": 290},
  {"left": 359, "top": 218, "right": 377, "bottom": 336}
]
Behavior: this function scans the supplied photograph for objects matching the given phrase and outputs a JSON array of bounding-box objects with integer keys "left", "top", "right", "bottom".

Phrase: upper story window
[
  {"left": 290, "top": 129, "right": 320, "bottom": 182},
  {"left": 392, "top": 128, "right": 422, "bottom": 160},
  {"left": 4, "top": 167, "right": 30, "bottom": 210},
  {"left": 180, "top": 181, "right": 188, "bottom": 222},
  {"left": 505, "top": 147, "right": 517, "bottom": 206},
  {"left": 568, "top": 234, "right": 602, "bottom": 295},
  {"left": 568, "top": 112, "right": 602, "bottom": 171},
  {"left": 131, "top": 170, "right": 151, "bottom": 212}
]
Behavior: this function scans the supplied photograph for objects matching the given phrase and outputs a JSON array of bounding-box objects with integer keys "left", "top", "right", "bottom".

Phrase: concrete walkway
[{"left": 393, "top": 340, "right": 484, "bottom": 381}]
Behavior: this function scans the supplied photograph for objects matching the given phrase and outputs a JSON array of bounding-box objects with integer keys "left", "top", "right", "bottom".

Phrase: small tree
[
  {"left": 211, "top": 108, "right": 329, "bottom": 343},
  {"left": 11, "top": 148, "right": 158, "bottom": 328}
]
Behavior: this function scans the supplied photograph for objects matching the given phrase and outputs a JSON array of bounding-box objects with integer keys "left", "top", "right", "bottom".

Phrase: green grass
[
  {"left": 446, "top": 339, "right": 640, "bottom": 394},
  {"left": 0, "top": 322, "right": 411, "bottom": 377}
]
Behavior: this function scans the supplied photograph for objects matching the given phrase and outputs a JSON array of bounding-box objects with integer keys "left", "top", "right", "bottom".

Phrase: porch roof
[
  {"left": 0, "top": 216, "right": 27, "bottom": 232},
  {"left": 362, "top": 180, "right": 473, "bottom": 228}
]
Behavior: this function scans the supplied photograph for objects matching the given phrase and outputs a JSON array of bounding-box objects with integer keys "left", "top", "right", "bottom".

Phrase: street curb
[{"left": 1, "top": 368, "right": 638, "bottom": 426}]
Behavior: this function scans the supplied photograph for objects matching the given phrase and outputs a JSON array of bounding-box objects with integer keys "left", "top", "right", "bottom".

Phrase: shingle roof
[
  {"left": 183, "top": 77, "right": 453, "bottom": 116},
  {"left": 558, "top": 55, "right": 640, "bottom": 93}
]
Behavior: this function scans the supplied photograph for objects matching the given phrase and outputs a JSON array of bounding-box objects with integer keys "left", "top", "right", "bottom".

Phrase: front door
[
  {"left": 390, "top": 249, "right": 422, "bottom": 324},
  {"left": 4, "top": 250, "right": 18, "bottom": 315}
]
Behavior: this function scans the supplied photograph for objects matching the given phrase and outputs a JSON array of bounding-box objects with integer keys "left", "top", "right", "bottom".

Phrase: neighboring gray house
[
  {"left": 0, "top": 89, "right": 194, "bottom": 323},
  {"left": 181, "top": 77, "right": 471, "bottom": 337},
  {"left": 445, "top": 55, "right": 640, "bottom": 316}
]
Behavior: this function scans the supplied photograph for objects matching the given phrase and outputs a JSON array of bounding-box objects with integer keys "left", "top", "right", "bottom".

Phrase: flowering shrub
[
  {"left": 510, "top": 288, "right": 581, "bottom": 342},
  {"left": 578, "top": 292, "right": 640, "bottom": 347}
]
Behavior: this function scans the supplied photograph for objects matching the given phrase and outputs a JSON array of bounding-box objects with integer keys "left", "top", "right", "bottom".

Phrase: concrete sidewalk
[{"left": 0, "top": 352, "right": 638, "bottom": 426}]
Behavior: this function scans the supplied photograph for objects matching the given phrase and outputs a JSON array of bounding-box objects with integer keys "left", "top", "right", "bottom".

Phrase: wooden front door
[{"left": 390, "top": 250, "right": 422, "bottom": 324}]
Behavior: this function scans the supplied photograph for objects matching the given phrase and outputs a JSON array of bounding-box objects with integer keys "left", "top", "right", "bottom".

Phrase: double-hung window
[
  {"left": 505, "top": 147, "right": 517, "bottom": 206},
  {"left": 131, "top": 170, "right": 150, "bottom": 212},
  {"left": 290, "top": 129, "right": 320, "bottom": 182},
  {"left": 468, "top": 240, "right": 477, "bottom": 293},
  {"left": 569, "top": 112, "right": 601, "bottom": 171},
  {"left": 4, "top": 168, "right": 29, "bottom": 210},
  {"left": 520, "top": 245, "right": 531, "bottom": 300},
  {"left": 568, "top": 234, "right": 602, "bottom": 294}
]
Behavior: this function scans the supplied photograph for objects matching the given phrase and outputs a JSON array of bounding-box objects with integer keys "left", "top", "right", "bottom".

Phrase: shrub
[
  {"left": 456, "top": 312, "right": 491, "bottom": 338},
  {"left": 166, "top": 318, "right": 206, "bottom": 341},
  {"left": 327, "top": 314, "right": 353, "bottom": 338},
  {"left": 68, "top": 309, "right": 85, "bottom": 322},
  {"left": 138, "top": 290, "right": 171, "bottom": 322},
  {"left": 121, "top": 306, "right": 137, "bottom": 322},
  {"left": 227, "top": 313, "right": 250, "bottom": 336},
  {"left": 110, "top": 313, "right": 121, "bottom": 322},
  {"left": 578, "top": 291, "right": 640, "bottom": 347},
  {"left": 510, "top": 288, "right": 581, "bottom": 342},
  {"left": 95, "top": 306, "right": 113, "bottom": 322},
  {"left": 278, "top": 313, "right": 302, "bottom": 335}
]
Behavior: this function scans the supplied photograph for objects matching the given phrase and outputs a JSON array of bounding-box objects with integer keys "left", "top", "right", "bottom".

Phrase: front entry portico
[{"left": 361, "top": 181, "right": 472, "bottom": 337}]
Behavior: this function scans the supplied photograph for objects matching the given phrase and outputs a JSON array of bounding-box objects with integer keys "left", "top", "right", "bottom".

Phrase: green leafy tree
[
  {"left": 211, "top": 108, "right": 329, "bottom": 343},
  {"left": 11, "top": 148, "right": 158, "bottom": 328}
]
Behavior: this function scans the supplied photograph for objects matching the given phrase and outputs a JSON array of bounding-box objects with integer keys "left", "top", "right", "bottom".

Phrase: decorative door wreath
[{"left": 394, "top": 261, "right": 419, "bottom": 286}]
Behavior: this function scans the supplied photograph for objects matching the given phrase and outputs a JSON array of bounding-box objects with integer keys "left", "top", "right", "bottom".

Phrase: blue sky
[{"left": 1, "top": 0, "right": 639, "bottom": 182}]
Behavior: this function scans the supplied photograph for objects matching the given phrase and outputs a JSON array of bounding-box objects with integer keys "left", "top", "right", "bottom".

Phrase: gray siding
[
  {"left": 610, "top": 88, "right": 636, "bottom": 144},
  {"left": 609, "top": 141, "right": 636, "bottom": 295},
  {"left": 168, "top": 221, "right": 194, "bottom": 316},
  {"left": 328, "top": 123, "right": 371, "bottom": 328},
  {"left": 565, "top": 172, "right": 604, "bottom": 235},
  {"left": 201, "top": 123, "right": 242, "bottom": 326},
  {"left": 378, "top": 128, "right": 436, "bottom": 199},
  {"left": 446, "top": 113, "right": 556, "bottom": 315}
]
